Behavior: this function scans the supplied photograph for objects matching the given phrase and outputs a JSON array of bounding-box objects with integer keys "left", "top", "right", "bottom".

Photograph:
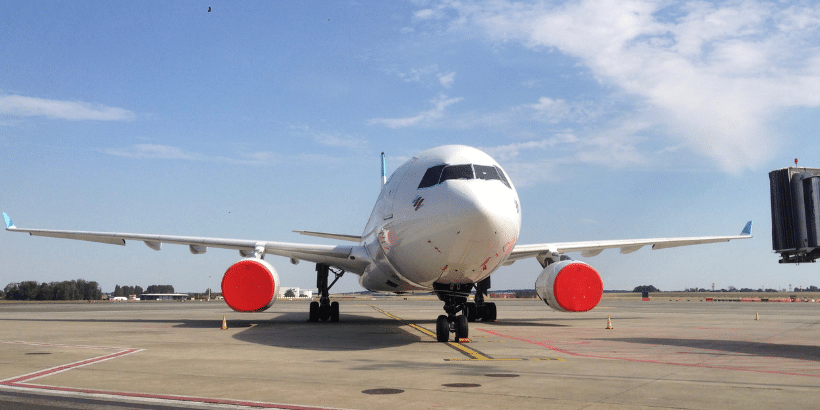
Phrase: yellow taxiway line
[{"left": 370, "top": 305, "right": 562, "bottom": 362}]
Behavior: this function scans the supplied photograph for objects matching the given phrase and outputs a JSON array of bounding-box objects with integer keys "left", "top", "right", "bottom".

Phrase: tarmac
[{"left": 1, "top": 296, "right": 819, "bottom": 409}]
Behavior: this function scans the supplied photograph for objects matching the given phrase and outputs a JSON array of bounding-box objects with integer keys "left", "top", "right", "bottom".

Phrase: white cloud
[
  {"left": 369, "top": 93, "right": 463, "bottom": 128},
  {"left": 104, "top": 144, "right": 275, "bottom": 166},
  {"left": 439, "top": 0, "right": 820, "bottom": 172},
  {"left": 394, "top": 65, "right": 457, "bottom": 90},
  {"left": 438, "top": 71, "right": 456, "bottom": 88},
  {"left": 478, "top": 122, "right": 651, "bottom": 187},
  {"left": 288, "top": 124, "right": 368, "bottom": 150},
  {"left": 479, "top": 134, "right": 578, "bottom": 162},
  {"left": 0, "top": 94, "right": 135, "bottom": 121},
  {"left": 313, "top": 132, "right": 368, "bottom": 149},
  {"left": 414, "top": 8, "right": 437, "bottom": 20}
]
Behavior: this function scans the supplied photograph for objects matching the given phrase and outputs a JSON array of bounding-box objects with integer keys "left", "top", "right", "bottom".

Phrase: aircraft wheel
[
  {"left": 330, "top": 301, "right": 340, "bottom": 322},
  {"left": 436, "top": 315, "right": 450, "bottom": 343},
  {"left": 454, "top": 315, "right": 469, "bottom": 340},
  {"left": 319, "top": 304, "right": 331, "bottom": 321},
  {"left": 465, "top": 302, "right": 476, "bottom": 322},
  {"left": 486, "top": 303, "right": 497, "bottom": 322},
  {"left": 309, "top": 301, "right": 319, "bottom": 322}
]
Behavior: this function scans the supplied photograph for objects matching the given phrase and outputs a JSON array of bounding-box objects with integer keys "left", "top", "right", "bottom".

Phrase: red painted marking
[
  {"left": 221, "top": 259, "right": 275, "bottom": 312},
  {"left": 387, "top": 230, "right": 397, "bottom": 244},
  {"left": 8, "top": 383, "right": 347, "bottom": 410},
  {"left": 1, "top": 341, "right": 348, "bottom": 410},
  {"left": 2, "top": 348, "right": 141, "bottom": 384},
  {"left": 478, "top": 329, "right": 820, "bottom": 378},
  {"left": 552, "top": 263, "right": 602, "bottom": 312}
]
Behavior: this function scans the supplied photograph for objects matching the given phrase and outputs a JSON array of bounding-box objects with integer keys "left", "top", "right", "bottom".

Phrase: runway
[{"left": 1, "top": 297, "right": 819, "bottom": 409}]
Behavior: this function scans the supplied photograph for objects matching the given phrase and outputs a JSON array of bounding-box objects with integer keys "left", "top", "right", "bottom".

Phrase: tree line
[
  {"left": 3, "top": 280, "right": 102, "bottom": 301},
  {"left": 112, "top": 284, "right": 175, "bottom": 297}
]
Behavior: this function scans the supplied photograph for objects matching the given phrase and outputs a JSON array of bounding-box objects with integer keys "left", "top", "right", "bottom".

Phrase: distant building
[
  {"left": 279, "top": 287, "right": 314, "bottom": 299},
  {"left": 139, "top": 293, "right": 188, "bottom": 301}
]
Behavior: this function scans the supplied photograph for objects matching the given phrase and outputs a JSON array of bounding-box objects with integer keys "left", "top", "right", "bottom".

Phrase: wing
[
  {"left": 3, "top": 213, "right": 367, "bottom": 274},
  {"left": 293, "top": 230, "right": 362, "bottom": 243},
  {"left": 506, "top": 221, "right": 753, "bottom": 266}
]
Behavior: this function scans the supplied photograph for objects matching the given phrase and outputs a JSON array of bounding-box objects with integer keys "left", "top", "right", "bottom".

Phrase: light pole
[{"left": 208, "top": 275, "right": 211, "bottom": 301}]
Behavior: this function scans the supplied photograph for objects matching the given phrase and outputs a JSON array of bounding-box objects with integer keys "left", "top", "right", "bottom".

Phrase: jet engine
[
  {"left": 535, "top": 260, "right": 603, "bottom": 312},
  {"left": 221, "top": 258, "right": 280, "bottom": 312}
]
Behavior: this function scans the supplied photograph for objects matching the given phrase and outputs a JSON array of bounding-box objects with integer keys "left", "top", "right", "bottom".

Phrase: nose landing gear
[
  {"left": 433, "top": 283, "right": 472, "bottom": 342},
  {"left": 433, "top": 279, "right": 498, "bottom": 342}
]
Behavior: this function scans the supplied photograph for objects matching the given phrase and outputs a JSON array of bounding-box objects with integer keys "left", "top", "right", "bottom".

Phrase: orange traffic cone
[
  {"left": 605, "top": 316, "right": 613, "bottom": 329},
  {"left": 222, "top": 315, "right": 228, "bottom": 330},
  {"left": 755, "top": 311, "right": 760, "bottom": 321}
]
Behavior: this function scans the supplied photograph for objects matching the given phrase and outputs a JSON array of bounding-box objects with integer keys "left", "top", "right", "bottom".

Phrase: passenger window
[
  {"left": 440, "top": 164, "right": 474, "bottom": 182},
  {"left": 418, "top": 165, "right": 446, "bottom": 189}
]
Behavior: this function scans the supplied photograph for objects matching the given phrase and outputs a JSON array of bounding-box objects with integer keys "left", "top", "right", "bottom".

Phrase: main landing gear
[
  {"left": 433, "top": 278, "right": 498, "bottom": 343},
  {"left": 309, "top": 263, "right": 344, "bottom": 322},
  {"left": 465, "top": 276, "right": 497, "bottom": 323}
]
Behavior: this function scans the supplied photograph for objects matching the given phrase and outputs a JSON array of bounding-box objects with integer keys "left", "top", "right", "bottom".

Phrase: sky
[{"left": 2, "top": 0, "right": 820, "bottom": 294}]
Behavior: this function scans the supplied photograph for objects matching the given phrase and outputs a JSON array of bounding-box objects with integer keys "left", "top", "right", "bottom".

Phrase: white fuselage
[{"left": 357, "top": 145, "right": 522, "bottom": 292}]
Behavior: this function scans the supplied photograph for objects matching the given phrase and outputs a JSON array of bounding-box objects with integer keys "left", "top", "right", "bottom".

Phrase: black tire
[
  {"left": 309, "top": 301, "right": 319, "bottom": 322},
  {"left": 486, "top": 302, "right": 497, "bottom": 322},
  {"left": 455, "top": 315, "right": 469, "bottom": 340},
  {"left": 319, "top": 304, "right": 331, "bottom": 321},
  {"left": 330, "top": 301, "right": 340, "bottom": 323},
  {"left": 465, "top": 302, "right": 476, "bottom": 322},
  {"left": 436, "top": 315, "right": 450, "bottom": 343}
]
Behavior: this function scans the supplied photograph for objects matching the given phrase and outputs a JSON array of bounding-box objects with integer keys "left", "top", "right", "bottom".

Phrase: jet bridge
[{"left": 770, "top": 166, "right": 820, "bottom": 263}]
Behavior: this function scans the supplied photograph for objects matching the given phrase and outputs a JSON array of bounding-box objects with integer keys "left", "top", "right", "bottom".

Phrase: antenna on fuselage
[{"left": 381, "top": 152, "right": 387, "bottom": 186}]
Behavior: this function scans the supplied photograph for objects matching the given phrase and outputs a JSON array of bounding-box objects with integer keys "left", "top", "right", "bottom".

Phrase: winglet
[
  {"left": 381, "top": 152, "right": 387, "bottom": 186},
  {"left": 741, "top": 221, "right": 753, "bottom": 236},
  {"left": 3, "top": 212, "right": 15, "bottom": 230}
]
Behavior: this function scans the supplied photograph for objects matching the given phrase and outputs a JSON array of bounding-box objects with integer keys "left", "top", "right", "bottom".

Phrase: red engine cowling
[
  {"left": 535, "top": 260, "right": 603, "bottom": 312},
  {"left": 221, "top": 258, "right": 280, "bottom": 312}
]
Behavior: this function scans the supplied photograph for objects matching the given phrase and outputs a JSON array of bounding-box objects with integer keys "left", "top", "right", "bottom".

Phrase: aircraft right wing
[
  {"left": 3, "top": 212, "right": 368, "bottom": 274},
  {"left": 505, "top": 221, "right": 753, "bottom": 266}
]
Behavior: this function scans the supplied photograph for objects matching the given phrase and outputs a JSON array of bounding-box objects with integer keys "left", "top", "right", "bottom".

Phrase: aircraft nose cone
[{"left": 434, "top": 181, "right": 521, "bottom": 282}]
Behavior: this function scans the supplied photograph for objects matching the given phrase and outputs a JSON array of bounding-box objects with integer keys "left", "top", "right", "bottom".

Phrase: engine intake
[
  {"left": 535, "top": 260, "right": 602, "bottom": 312},
  {"left": 221, "top": 258, "right": 280, "bottom": 312}
]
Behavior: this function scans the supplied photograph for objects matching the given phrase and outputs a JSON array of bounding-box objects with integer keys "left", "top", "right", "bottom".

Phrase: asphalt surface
[{"left": 1, "top": 297, "right": 819, "bottom": 409}]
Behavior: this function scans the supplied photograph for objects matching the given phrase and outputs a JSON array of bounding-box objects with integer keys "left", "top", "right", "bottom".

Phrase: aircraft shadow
[
  {"left": 228, "top": 312, "right": 422, "bottom": 351},
  {"left": 599, "top": 337, "right": 820, "bottom": 362},
  {"left": 0, "top": 314, "right": 421, "bottom": 351}
]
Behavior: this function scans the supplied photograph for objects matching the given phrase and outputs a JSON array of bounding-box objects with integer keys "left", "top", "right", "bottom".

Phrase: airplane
[{"left": 3, "top": 145, "right": 753, "bottom": 342}]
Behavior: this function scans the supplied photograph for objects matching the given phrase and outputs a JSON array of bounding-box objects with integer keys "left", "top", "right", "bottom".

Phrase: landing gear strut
[
  {"left": 309, "top": 263, "right": 344, "bottom": 322},
  {"left": 433, "top": 283, "right": 472, "bottom": 342},
  {"left": 465, "top": 277, "right": 497, "bottom": 323}
]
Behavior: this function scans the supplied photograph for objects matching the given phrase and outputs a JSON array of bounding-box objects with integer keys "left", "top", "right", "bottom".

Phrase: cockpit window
[
  {"left": 495, "top": 166, "right": 511, "bottom": 188},
  {"left": 418, "top": 163, "right": 512, "bottom": 189},
  {"left": 474, "top": 165, "right": 499, "bottom": 181},
  {"left": 440, "top": 164, "right": 474, "bottom": 182},
  {"left": 418, "top": 164, "right": 446, "bottom": 189}
]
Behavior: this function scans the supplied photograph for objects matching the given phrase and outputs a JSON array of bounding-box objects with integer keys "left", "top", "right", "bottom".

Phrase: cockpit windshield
[{"left": 418, "top": 164, "right": 511, "bottom": 189}]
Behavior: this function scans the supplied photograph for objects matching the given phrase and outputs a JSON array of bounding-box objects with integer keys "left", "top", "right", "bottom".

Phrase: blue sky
[{"left": 2, "top": 0, "right": 820, "bottom": 294}]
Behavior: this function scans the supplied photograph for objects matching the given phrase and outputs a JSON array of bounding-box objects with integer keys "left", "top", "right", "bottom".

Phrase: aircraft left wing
[
  {"left": 3, "top": 212, "right": 368, "bottom": 274},
  {"left": 506, "top": 221, "right": 752, "bottom": 266}
]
